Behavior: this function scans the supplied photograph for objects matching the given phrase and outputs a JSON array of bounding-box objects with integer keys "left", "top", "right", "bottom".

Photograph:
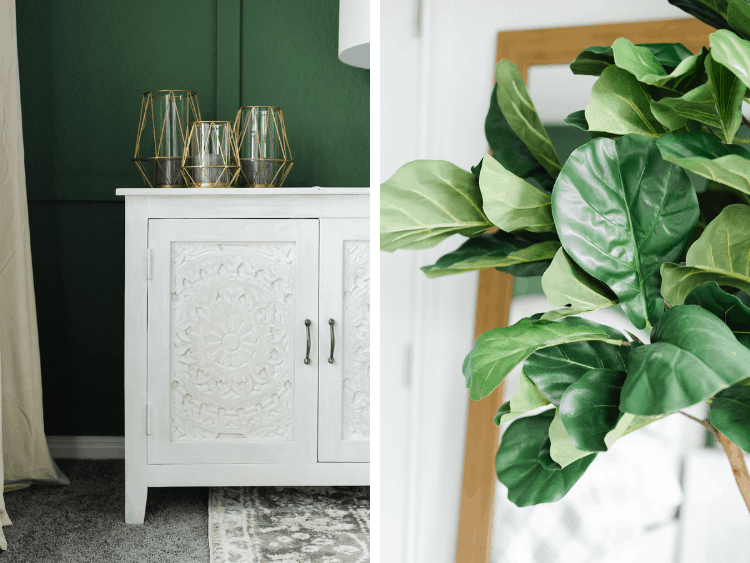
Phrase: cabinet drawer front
[
  {"left": 318, "top": 218, "right": 370, "bottom": 462},
  {"left": 147, "top": 219, "right": 319, "bottom": 464}
]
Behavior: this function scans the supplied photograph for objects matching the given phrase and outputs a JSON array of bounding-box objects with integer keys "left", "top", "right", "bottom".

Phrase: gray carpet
[{"left": 0, "top": 459, "right": 210, "bottom": 562}]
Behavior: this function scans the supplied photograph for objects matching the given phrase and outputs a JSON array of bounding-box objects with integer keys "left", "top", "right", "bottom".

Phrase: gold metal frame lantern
[
  {"left": 133, "top": 90, "right": 200, "bottom": 188},
  {"left": 181, "top": 121, "right": 241, "bottom": 188},
  {"left": 233, "top": 106, "right": 293, "bottom": 187}
]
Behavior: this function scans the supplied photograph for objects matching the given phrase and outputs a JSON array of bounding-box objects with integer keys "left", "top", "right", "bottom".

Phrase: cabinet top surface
[{"left": 116, "top": 187, "right": 370, "bottom": 196}]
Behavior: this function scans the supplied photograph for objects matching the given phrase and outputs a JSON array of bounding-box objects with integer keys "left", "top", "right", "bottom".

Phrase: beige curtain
[{"left": 0, "top": 0, "right": 69, "bottom": 550}]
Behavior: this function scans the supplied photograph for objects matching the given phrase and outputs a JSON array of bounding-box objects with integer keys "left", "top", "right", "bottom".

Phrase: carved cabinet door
[
  {"left": 318, "top": 218, "right": 370, "bottom": 462},
  {"left": 147, "top": 219, "right": 319, "bottom": 464}
]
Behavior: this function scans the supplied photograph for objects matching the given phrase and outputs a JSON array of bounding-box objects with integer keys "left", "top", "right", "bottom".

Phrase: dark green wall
[
  {"left": 236, "top": 2, "right": 370, "bottom": 187},
  {"left": 16, "top": 0, "right": 370, "bottom": 436}
]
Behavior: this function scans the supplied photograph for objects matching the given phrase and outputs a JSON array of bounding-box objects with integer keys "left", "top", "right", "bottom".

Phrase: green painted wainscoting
[{"left": 16, "top": 0, "right": 370, "bottom": 436}]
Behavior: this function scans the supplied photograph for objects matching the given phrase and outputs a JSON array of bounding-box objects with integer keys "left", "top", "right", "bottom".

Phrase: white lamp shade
[{"left": 338, "top": 0, "right": 369, "bottom": 69}]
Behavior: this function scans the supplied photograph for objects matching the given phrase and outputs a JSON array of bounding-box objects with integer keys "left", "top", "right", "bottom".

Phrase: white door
[
  {"left": 318, "top": 218, "right": 370, "bottom": 462},
  {"left": 147, "top": 219, "right": 319, "bottom": 464}
]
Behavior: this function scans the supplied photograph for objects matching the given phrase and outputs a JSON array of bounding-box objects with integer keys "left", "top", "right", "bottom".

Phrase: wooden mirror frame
[{"left": 455, "top": 18, "right": 712, "bottom": 563}]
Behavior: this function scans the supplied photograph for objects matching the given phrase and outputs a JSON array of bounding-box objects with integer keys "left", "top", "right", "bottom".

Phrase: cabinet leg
[{"left": 125, "top": 482, "right": 148, "bottom": 524}]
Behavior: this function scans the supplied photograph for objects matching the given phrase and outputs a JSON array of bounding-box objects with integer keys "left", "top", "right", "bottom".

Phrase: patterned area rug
[{"left": 209, "top": 487, "right": 370, "bottom": 563}]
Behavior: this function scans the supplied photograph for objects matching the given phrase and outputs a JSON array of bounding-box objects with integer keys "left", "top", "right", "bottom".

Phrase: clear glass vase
[
  {"left": 233, "top": 106, "right": 293, "bottom": 187},
  {"left": 133, "top": 90, "right": 200, "bottom": 188}
]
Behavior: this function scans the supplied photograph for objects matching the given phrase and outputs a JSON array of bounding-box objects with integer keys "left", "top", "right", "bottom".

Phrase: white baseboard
[{"left": 47, "top": 436, "right": 125, "bottom": 460}]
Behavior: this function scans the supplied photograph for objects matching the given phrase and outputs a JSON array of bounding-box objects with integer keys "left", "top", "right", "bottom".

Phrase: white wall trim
[{"left": 47, "top": 436, "right": 125, "bottom": 460}]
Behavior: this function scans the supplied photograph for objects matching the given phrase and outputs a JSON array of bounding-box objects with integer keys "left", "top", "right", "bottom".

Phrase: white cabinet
[
  {"left": 318, "top": 219, "right": 371, "bottom": 462},
  {"left": 117, "top": 188, "right": 370, "bottom": 524}
]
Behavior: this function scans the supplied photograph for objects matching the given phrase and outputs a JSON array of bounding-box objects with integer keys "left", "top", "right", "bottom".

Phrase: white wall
[
  {"left": 382, "top": 2, "right": 481, "bottom": 562},
  {"left": 381, "top": 2, "right": 693, "bottom": 562}
]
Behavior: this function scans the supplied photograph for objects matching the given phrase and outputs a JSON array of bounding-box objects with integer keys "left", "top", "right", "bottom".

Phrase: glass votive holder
[
  {"left": 133, "top": 90, "right": 200, "bottom": 188},
  {"left": 181, "top": 121, "right": 240, "bottom": 187},
  {"left": 233, "top": 106, "right": 293, "bottom": 187}
]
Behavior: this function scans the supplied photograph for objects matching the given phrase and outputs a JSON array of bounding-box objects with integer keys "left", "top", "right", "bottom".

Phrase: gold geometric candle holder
[
  {"left": 133, "top": 90, "right": 200, "bottom": 188},
  {"left": 180, "top": 121, "right": 240, "bottom": 188},
  {"left": 233, "top": 106, "right": 293, "bottom": 187}
]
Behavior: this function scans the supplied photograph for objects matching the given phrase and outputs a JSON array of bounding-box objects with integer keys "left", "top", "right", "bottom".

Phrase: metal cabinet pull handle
[
  {"left": 304, "top": 319, "right": 312, "bottom": 364},
  {"left": 328, "top": 319, "right": 335, "bottom": 364}
]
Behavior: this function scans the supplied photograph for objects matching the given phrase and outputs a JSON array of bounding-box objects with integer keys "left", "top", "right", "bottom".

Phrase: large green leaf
[
  {"left": 611, "top": 38, "right": 667, "bottom": 81},
  {"left": 644, "top": 43, "right": 699, "bottom": 67},
  {"left": 559, "top": 368, "right": 628, "bottom": 452},
  {"left": 564, "top": 110, "right": 589, "bottom": 130},
  {"left": 689, "top": 203, "right": 750, "bottom": 269},
  {"left": 705, "top": 53, "right": 745, "bottom": 142},
  {"left": 570, "top": 45, "right": 616, "bottom": 76},
  {"left": 685, "top": 281, "right": 750, "bottom": 347},
  {"left": 686, "top": 180, "right": 749, "bottom": 256},
  {"left": 564, "top": 110, "right": 622, "bottom": 141},
  {"left": 552, "top": 134, "right": 699, "bottom": 329},
  {"left": 463, "top": 317, "right": 619, "bottom": 401},
  {"left": 495, "top": 410, "right": 596, "bottom": 507},
  {"left": 661, "top": 262, "right": 750, "bottom": 304},
  {"left": 668, "top": 0, "right": 731, "bottom": 32},
  {"left": 663, "top": 204, "right": 750, "bottom": 303},
  {"left": 728, "top": 0, "right": 750, "bottom": 40},
  {"left": 548, "top": 409, "right": 595, "bottom": 468},
  {"left": 538, "top": 436, "right": 561, "bottom": 470},
  {"left": 657, "top": 51, "right": 708, "bottom": 90},
  {"left": 380, "top": 160, "right": 492, "bottom": 252},
  {"left": 540, "top": 248, "right": 619, "bottom": 321},
  {"left": 585, "top": 66, "right": 667, "bottom": 138},
  {"left": 571, "top": 43, "right": 695, "bottom": 76},
  {"left": 484, "top": 84, "right": 555, "bottom": 190},
  {"left": 650, "top": 82, "right": 722, "bottom": 132},
  {"left": 524, "top": 317, "right": 630, "bottom": 406},
  {"left": 549, "top": 409, "right": 669, "bottom": 468},
  {"left": 611, "top": 38, "right": 705, "bottom": 89},
  {"left": 710, "top": 384, "right": 750, "bottom": 452},
  {"left": 656, "top": 131, "right": 750, "bottom": 196},
  {"left": 478, "top": 154, "right": 555, "bottom": 233},
  {"left": 495, "top": 370, "right": 551, "bottom": 424},
  {"left": 495, "top": 401, "right": 512, "bottom": 424},
  {"left": 667, "top": 47, "right": 711, "bottom": 93},
  {"left": 710, "top": 28, "right": 750, "bottom": 89},
  {"left": 494, "top": 60, "right": 562, "bottom": 178},
  {"left": 421, "top": 231, "right": 559, "bottom": 279},
  {"left": 616, "top": 413, "right": 671, "bottom": 436},
  {"left": 620, "top": 305, "right": 750, "bottom": 415}
]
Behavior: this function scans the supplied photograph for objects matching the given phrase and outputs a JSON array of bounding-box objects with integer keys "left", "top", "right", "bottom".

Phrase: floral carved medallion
[{"left": 170, "top": 242, "right": 295, "bottom": 442}]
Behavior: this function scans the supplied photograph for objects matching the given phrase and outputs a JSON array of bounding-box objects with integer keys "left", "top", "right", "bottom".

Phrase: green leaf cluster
[
  {"left": 668, "top": 0, "right": 750, "bottom": 41},
  {"left": 380, "top": 9, "right": 750, "bottom": 509},
  {"left": 381, "top": 59, "right": 564, "bottom": 279}
]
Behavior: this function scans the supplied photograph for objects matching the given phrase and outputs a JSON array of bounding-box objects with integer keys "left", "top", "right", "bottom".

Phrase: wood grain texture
[
  {"left": 456, "top": 268, "right": 513, "bottom": 563},
  {"left": 496, "top": 18, "right": 713, "bottom": 82},
  {"left": 457, "top": 17, "right": 715, "bottom": 561}
]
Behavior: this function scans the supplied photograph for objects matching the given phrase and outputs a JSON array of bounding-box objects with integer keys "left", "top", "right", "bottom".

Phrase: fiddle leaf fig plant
[{"left": 381, "top": 1, "right": 750, "bottom": 511}]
